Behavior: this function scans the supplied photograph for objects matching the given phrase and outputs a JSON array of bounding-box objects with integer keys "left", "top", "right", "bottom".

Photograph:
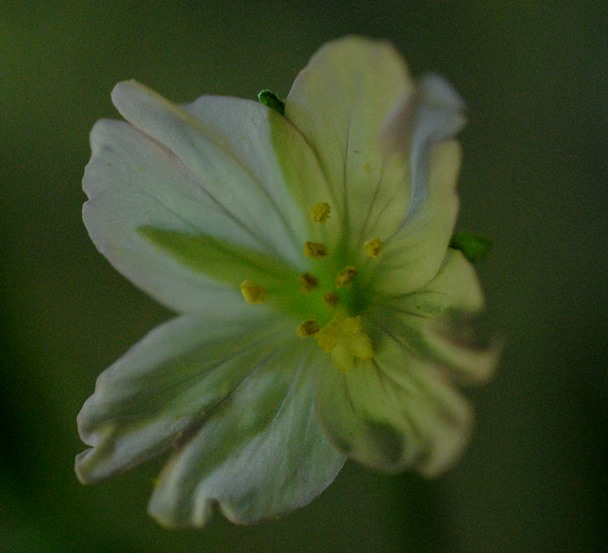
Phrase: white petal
[
  {"left": 84, "top": 83, "right": 328, "bottom": 311},
  {"left": 111, "top": 81, "right": 311, "bottom": 261},
  {"left": 148, "top": 349, "right": 346, "bottom": 528},
  {"left": 182, "top": 92, "right": 332, "bottom": 248},
  {"left": 317, "top": 336, "right": 472, "bottom": 477},
  {"left": 84, "top": 119, "right": 244, "bottom": 312},
  {"left": 285, "top": 36, "right": 414, "bottom": 246},
  {"left": 76, "top": 311, "right": 289, "bottom": 484}
]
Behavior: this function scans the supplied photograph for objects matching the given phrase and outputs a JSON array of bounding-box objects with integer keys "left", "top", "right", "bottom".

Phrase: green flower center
[
  {"left": 138, "top": 200, "right": 384, "bottom": 373},
  {"left": 240, "top": 201, "right": 383, "bottom": 372}
]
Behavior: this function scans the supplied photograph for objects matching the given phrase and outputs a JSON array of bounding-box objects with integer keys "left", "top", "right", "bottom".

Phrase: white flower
[{"left": 75, "top": 36, "right": 499, "bottom": 528}]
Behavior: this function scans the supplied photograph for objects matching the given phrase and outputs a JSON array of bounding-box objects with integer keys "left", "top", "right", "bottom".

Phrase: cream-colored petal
[
  {"left": 376, "top": 75, "right": 466, "bottom": 295},
  {"left": 76, "top": 311, "right": 287, "bottom": 484},
  {"left": 375, "top": 249, "right": 500, "bottom": 383},
  {"left": 373, "top": 140, "right": 462, "bottom": 294},
  {"left": 316, "top": 334, "right": 473, "bottom": 477},
  {"left": 148, "top": 349, "right": 346, "bottom": 528},
  {"left": 285, "top": 36, "right": 414, "bottom": 247}
]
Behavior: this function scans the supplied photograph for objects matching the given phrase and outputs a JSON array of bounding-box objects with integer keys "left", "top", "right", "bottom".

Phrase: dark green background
[{"left": 2, "top": 2, "right": 606, "bottom": 551}]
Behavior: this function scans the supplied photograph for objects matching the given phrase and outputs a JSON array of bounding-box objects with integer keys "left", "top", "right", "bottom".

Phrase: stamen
[
  {"left": 323, "top": 291, "right": 340, "bottom": 308},
  {"left": 364, "top": 237, "right": 383, "bottom": 258},
  {"left": 240, "top": 280, "right": 266, "bottom": 304},
  {"left": 336, "top": 266, "right": 357, "bottom": 287},
  {"left": 304, "top": 241, "right": 327, "bottom": 258},
  {"left": 299, "top": 272, "right": 319, "bottom": 292},
  {"left": 310, "top": 202, "right": 331, "bottom": 223},
  {"left": 296, "top": 320, "right": 320, "bottom": 337}
]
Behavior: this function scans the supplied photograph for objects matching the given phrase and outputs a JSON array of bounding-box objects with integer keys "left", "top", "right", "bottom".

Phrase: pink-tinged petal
[
  {"left": 76, "top": 311, "right": 290, "bottom": 484},
  {"left": 148, "top": 349, "right": 346, "bottom": 528},
  {"left": 381, "top": 74, "right": 466, "bottom": 225}
]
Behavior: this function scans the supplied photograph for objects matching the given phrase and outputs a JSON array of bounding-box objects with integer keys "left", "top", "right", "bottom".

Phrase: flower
[{"left": 75, "top": 36, "right": 499, "bottom": 528}]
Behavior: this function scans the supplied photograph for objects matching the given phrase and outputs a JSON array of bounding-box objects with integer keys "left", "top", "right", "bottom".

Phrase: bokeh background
[{"left": 2, "top": 1, "right": 606, "bottom": 552}]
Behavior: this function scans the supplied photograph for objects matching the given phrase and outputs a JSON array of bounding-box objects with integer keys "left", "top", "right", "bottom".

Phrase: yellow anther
[
  {"left": 304, "top": 241, "right": 327, "bottom": 258},
  {"left": 323, "top": 291, "right": 340, "bottom": 308},
  {"left": 364, "top": 237, "right": 383, "bottom": 258},
  {"left": 299, "top": 272, "right": 319, "bottom": 292},
  {"left": 296, "top": 320, "right": 320, "bottom": 337},
  {"left": 336, "top": 266, "right": 357, "bottom": 287},
  {"left": 240, "top": 280, "right": 266, "bottom": 304},
  {"left": 315, "top": 315, "right": 373, "bottom": 372},
  {"left": 310, "top": 202, "right": 331, "bottom": 223}
]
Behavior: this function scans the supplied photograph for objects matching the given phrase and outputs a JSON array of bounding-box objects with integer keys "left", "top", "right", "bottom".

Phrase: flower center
[
  {"left": 240, "top": 202, "right": 384, "bottom": 372},
  {"left": 314, "top": 314, "right": 373, "bottom": 372},
  {"left": 291, "top": 250, "right": 375, "bottom": 371}
]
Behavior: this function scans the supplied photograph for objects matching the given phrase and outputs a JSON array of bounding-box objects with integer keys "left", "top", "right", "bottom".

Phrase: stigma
[
  {"left": 315, "top": 315, "right": 373, "bottom": 372},
  {"left": 336, "top": 266, "right": 357, "bottom": 287}
]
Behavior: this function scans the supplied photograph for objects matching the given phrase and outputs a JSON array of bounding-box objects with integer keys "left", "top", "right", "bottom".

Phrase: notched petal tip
[
  {"left": 74, "top": 449, "right": 94, "bottom": 485},
  {"left": 74, "top": 438, "right": 120, "bottom": 485},
  {"left": 418, "top": 73, "right": 466, "bottom": 114},
  {"left": 74, "top": 397, "right": 108, "bottom": 484},
  {"left": 427, "top": 311, "right": 504, "bottom": 384},
  {"left": 379, "top": 72, "right": 466, "bottom": 161}
]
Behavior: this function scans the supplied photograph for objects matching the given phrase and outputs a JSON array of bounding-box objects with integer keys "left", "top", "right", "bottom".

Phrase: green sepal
[
  {"left": 257, "top": 89, "right": 285, "bottom": 115},
  {"left": 449, "top": 232, "right": 492, "bottom": 262}
]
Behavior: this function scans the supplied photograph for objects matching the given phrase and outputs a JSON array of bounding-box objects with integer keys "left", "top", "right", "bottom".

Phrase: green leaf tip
[
  {"left": 258, "top": 89, "right": 285, "bottom": 115},
  {"left": 449, "top": 232, "right": 493, "bottom": 263}
]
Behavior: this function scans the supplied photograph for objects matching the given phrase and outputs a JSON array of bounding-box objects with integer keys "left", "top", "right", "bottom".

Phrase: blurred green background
[{"left": 1, "top": 1, "right": 606, "bottom": 552}]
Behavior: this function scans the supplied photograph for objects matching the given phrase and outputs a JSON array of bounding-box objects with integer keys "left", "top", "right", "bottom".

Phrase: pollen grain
[
  {"left": 296, "top": 320, "right": 320, "bottom": 337},
  {"left": 364, "top": 238, "right": 383, "bottom": 258},
  {"left": 323, "top": 291, "right": 340, "bottom": 308},
  {"left": 304, "top": 241, "right": 327, "bottom": 258},
  {"left": 240, "top": 280, "right": 266, "bottom": 304},
  {"left": 310, "top": 202, "right": 331, "bottom": 223},
  {"left": 299, "top": 272, "right": 319, "bottom": 292},
  {"left": 315, "top": 315, "right": 373, "bottom": 372}
]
